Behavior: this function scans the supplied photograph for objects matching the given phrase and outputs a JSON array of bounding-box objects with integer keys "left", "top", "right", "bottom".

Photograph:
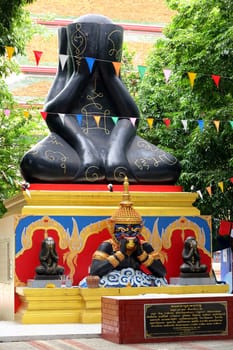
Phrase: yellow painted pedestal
[
  {"left": 16, "top": 284, "right": 229, "bottom": 324},
  {"left": 16, "top": 287, "right": 84, "bottom": 324}
]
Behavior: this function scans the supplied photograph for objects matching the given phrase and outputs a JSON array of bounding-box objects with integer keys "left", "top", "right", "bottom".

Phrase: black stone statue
[
  {"left": 180, "top": 236, "right": 207, "bottom": 275},
  {"left": 20, "top": 14, "right": 181, "bottom": 184},
  {"left": 35, "top": 237, "right": 64, "bottom": 278}
]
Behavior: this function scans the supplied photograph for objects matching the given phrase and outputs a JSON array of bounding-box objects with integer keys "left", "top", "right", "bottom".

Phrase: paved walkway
[{"left": 0, "top": 321, "right": 233, "bottom": 349}]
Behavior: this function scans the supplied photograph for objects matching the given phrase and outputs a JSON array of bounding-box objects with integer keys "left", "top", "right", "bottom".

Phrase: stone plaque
[{"left": 144, "top": 301, "right": 227, "bottom": 339}]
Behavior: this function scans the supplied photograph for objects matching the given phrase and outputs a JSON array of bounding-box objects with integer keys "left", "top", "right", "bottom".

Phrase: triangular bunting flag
[
  {"left": 112, "top": 116, "right": 118, "bottom": 125},
  {"left": 138, "top": 65, "right": 147, "bottom": 79},
  {"left": 147, "top": 117, "right": 154, "bottom": 129},
  {"left": 187, "top": 72, "right": 197, "bottom": 89},
  {"left": 130, "top": 118, "right": 137, "bottom": 127},
  {"left": 85, "top": 57, "right": 96, "bottom": 73},
  {"left": 76, "top": 114, "right": 82, "bottom": 126},
  {"left": 94, "top": 115, "right": 101, "bottom": 127},
  {"left": 229, "top": 121, "right": 233, "bottom": 129},
  {"left": 163, "top": 69, "right": 171, "bottom": 83},
  {"left": 206, "top": 186, "right": 212, "bottom": 196},
  {"left": 197, "top": 120, "right": 204, "bottom": 131},
  {"left": 196, "top": 190, "right": 203, "bottom": 199},
  {"left": 163, "top": 118, "right": 171, "bottom": 128},
  {"left": 5, "top": 46, "right": 15, "bottom": 60},
  {"left": 218, "top": 181, "right": 224, "bottom": 192},
  {"left": 40, "top": 111, "right": 48, "bottom": 120},
  {"left": 181, "top": 120, "right": 188, "bottom": 131},
  {"left": 59, "top": 54, "right": 69, "bottom": 70},
  {"left": 4, "top": 109, "right": 10, "bottom": 116},
  {"left": 33, "top": 50, "right": 43, "bottom": 66},
  {"left": 112, "top": 62, "right": 121, "bottom": 76},
  {"left": 230, "top": 178, "right": 233, "bottom": 184},
  {"left": 213, "top": 120, "right": 220, "bottom": 132},
  {"left": 59, "top": 113, "right": 65, "bottom": 124},
  {"left": 212, "top": 74, "right": 221, "bottom": 88},
  {"left": 23, "top": 111, "right": 29, "bottom": 119}
]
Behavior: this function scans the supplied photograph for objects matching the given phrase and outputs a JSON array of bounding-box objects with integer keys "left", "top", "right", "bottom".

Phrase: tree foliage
[
  {"left": 138, "top": 0, "right": 233, "bottom": 245},
  {"left": 0, "top": 0, "right": 48, "bottom": 216}
]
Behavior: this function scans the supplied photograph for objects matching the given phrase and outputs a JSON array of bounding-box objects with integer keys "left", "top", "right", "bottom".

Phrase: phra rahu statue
[
  {"left": 80, "top": 177, "right": 167, "bottom": 287},
  {"left": 20, "top": 14, "right": 181, "bottom": 184}
]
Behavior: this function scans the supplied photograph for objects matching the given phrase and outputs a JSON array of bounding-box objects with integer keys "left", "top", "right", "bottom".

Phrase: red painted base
[
  {"left": 102, "top": 294, "right": 233, "bottom": 344},
  {"left": 26, "top": 183, "right": 183, "bottom": 192}
]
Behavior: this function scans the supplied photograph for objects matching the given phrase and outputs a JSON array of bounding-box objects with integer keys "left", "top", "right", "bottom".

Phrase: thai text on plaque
[{"left": 144, "top": 301, "right": 227, "bottom": 339}]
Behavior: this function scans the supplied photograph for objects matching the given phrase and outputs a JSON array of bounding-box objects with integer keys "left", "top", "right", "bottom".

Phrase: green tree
[
  {"left": 138, "top": 0, "right": 233, "bottom": 247},
  {"left": 0, "top": 0, "right": 47, "bottom": 216}
]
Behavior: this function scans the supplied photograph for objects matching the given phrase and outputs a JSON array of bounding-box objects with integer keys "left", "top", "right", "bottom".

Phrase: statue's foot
[
  {"left": 20, "top": 133, "right": 105, "bottom": 183},
  {"left": 105, "top": 135, "right": 181, "bottom": 184},
  {"left": 126, "top": 135, "right": 181, "bottom": 184}
]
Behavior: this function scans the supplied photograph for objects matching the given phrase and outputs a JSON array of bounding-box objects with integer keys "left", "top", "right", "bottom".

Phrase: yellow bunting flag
[
  {"left": 23, "top": 111, "right": 29, "bottom": 119},
  {"left": 206, "top": 186, "right": 212, "bottom": 196},
  {"left": 187, "top": 72, "right": 197, "bottom": 89},
  {"left": 218, "top": 181, "right": 224, "bottom": 192},
  {"left": 5, "top": 46, "right": 15, "bottom": 60},
  {"left": 213, "top": 120, "right": 220, "bottom": 132},
  {"left": 112, "top": 62, "right": 121, "bottom": 76},
  {"left": 147, "top": 117, "right": 154, "bottom": 129},
  {"left": 94, "top": 115, "right": 101, "bottom": 127}
]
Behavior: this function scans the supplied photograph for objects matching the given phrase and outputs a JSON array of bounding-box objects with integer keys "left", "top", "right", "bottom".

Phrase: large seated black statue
[{"left": 20, "top": 14, "right": 181, "bottom": 184}]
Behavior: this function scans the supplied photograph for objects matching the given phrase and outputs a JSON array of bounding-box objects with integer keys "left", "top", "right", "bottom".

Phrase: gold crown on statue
[{"left": 110, "top": 177, "right": 142, "bottom": 225}]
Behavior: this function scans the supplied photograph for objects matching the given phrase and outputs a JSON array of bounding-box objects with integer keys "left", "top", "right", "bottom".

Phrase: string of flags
[
  {"left": 1, "top": 108, "right": 233, "bottom": 132},
  {"left": 5, "top": 46, "right": 233, "bottom": 89},
  {"left": 40, "top": 112, "right": 233, "bottom": 132},
  {"left": 196, "top": 177, "right": 233, "bottom": 200},
  {"left": 3, "top": 46, "right": 233, "bottom": 130}
]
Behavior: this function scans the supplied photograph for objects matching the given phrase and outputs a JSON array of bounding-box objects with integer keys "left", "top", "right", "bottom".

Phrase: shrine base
[{"left": 102, "top": 293, "right": 233, "bottom": 344}]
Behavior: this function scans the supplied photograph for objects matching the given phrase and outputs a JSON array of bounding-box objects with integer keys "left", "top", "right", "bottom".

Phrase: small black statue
[
  {"left": 180, "top": 236, "right": 207, "bottom": 274},
  {"left": 35, "top": 237, "right": 64, "bottom": 277}
]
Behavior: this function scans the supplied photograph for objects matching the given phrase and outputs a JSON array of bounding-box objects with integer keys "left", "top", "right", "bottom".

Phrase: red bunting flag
[
  {"left": 40, "top": 111, "right": 47, "bottom": 120},
  {"left": 163, "top": 118, "right": 171, "bottom": 127},
  {"left": 230, "top": 178, "right": 233, "bottom": 184},
  {"left": 33, "top": 50, "right": 43, "bottom": 66},
  {"left": 212, "top": 75, "right": 221, "bottom": 88}
]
